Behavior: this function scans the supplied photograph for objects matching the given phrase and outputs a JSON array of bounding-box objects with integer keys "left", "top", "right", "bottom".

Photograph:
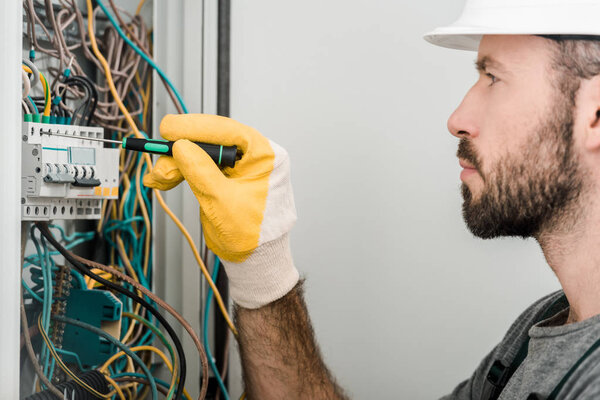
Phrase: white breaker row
[{"left": 21, "top": 122, "right": 120, "bottom": 221}]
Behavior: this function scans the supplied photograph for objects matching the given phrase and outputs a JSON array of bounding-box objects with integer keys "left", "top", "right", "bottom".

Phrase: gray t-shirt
[{"left": 442, "top": 291, "right": 600, "bottom": 400}]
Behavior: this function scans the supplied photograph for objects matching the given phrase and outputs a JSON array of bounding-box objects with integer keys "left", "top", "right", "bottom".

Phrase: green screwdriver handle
[{"left": 122, "top": 137, "right": 238, "bottom": 168}]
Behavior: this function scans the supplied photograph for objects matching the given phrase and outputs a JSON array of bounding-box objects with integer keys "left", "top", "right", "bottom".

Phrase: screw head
[
  {"left": 32, "top": 148, "right": 38, "bottom": 156},
  {"left": 22, "top": 135, "right": 28, "bottom": 142}
]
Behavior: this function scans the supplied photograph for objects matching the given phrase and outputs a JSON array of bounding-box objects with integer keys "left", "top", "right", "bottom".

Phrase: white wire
[
  {"left": 22, "top": 100, "right": 30, "bottom": 114},
  {"left": 31, "top": 373, "right": 38, "bottom": 395},
  {"left": 22, "top": 69, "right": 31, "bottom": 99}
]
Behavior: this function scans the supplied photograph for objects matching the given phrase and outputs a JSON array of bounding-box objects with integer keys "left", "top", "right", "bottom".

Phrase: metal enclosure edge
[{"left": 0, "top": 0, "right": 23, "bottom": 397}]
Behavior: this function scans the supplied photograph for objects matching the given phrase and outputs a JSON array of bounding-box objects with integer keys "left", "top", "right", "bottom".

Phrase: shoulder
[
  {"left": 495, "top": 290, "right": 565, "bottom": 363},
  {"left": 439, "top": 291, "right": 566, "bottom": 400}
]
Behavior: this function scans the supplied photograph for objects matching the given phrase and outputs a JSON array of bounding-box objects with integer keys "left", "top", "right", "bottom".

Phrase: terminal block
[
  {"left": 21, "top": 122, "right": 120, "bottom": 221},
  {"left": 62, "top": 289, "right": 123, "bottom": 368}
]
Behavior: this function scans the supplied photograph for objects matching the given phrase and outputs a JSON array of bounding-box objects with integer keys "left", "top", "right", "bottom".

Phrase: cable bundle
[
  {"left": 21, "top": 1, "right": 237, "bottom": 398},
  {"left": 24, "top": 370, "right": 110, "bottom": 400}
]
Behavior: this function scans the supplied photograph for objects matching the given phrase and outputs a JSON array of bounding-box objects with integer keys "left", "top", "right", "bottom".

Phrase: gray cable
[
  {"left": 52, "top": 315, "right": 158, "bottom": 400},
  {"left": 22, "top": 58, "right": 40, "bottom": 88},
  {"left": 26, "top": 96, "right": 39, "bottom": 115}
]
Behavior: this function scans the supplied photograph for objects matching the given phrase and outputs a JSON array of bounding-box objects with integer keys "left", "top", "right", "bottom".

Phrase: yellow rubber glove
[{"left": 143, "top": 114, "right": 299, "bottom": 308}]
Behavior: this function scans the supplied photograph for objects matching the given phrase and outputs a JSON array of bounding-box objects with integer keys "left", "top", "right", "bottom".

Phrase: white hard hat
[{"left": 424, "top": 0, "right": 600, "bottom": 51}]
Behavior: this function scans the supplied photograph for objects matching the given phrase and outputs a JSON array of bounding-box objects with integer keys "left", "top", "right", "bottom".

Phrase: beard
[{"left": 458, "top": 97, "right": 584, "bottom": 239}]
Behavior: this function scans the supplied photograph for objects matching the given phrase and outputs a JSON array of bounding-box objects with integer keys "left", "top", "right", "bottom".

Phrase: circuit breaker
[{"left": 21, "top": 122, "right": 119, "bottom": 221}]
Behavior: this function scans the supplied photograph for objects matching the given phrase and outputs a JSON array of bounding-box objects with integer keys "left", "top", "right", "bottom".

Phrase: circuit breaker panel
[
  {"left": 15, "top": 0, "right": 235, "bottom": 398},
  {"left": 21, "top": 122, "right": 119, "bottom": 221}
]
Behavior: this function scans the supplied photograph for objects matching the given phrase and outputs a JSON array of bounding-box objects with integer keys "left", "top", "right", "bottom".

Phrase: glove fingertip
[{"left": 142, "top": 173, "right": 178, "bottom": 191}]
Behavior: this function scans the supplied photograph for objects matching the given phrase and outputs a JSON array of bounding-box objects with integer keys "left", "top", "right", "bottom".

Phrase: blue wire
[
  {"left": 27, "top": 95, "right": 39, "bottom": 114},
  {"left": 204, "top": 257, "right": 230, "bottom": 399},
  {"left": 95, "top": 0, "right": 189, "bottom": 113}
]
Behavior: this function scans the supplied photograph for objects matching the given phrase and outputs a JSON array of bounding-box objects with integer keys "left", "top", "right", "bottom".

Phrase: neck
[{"left": 537, "top": 190, "right": 600, "bottom": 323}]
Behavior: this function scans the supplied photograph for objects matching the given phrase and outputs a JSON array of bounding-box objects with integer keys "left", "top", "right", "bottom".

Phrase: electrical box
[{"left": 21, "top": 122, "right": 119, "bottom": 221}]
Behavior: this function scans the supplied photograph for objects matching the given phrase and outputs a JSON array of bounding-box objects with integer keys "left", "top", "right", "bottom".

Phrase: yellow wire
[
  {"left": 22, "top": 65, "right": 50, "bottom": 116},
  {"left": 110, "top": 201, "right": 117, "bottom": 265},
  {"left": 99, "top": 346, "right": 166, "bottom": 374},
  {"left": 120, "top": 303, "right": 141, "bottom": 344},
  {"left": 99, "top": 345, "right": 189, "bottom": 399},
  {"left": 85, "top": 268, "right": 113, "bottom": 289},
  {"left": 97, "top": 197, "right": 108, "bottom": 233},
  {"left": 125, "top": 356, "right": 137, "bottom": 394},
  {"left": 104, "top": 375, "right": 127, "bottom": 400},
  {"left": 135, "top": 0, "right": 147, "bottom": 15},
  {"left": 143, "top": 74, "right": 152, "bottom": 132},
  {"left": 135, "top": 71, "right": 152, "bottom": 132},
  {"left": 86, "top": 0, "right": 238, "bottom": 336},
  {"left": 118, "top": 173, "right": 131, "bottom": 220},
  {"left": 37, "top": 315, "right": 110, "bottom": 398},
  {"left": 239, "top": 392, "right": 246, "bottom": 400}
]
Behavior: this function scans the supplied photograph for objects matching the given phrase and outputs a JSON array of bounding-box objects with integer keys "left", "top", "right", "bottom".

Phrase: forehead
[{"left": 477, "top": 35, "right": 555, "bottom": 74}]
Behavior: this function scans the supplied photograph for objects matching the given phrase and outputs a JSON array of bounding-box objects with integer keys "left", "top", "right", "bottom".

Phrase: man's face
[{"left": 447, "top": 35, "right": 584, "bottom": 239}]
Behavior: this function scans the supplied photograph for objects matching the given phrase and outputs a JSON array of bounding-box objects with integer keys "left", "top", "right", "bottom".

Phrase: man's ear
[{"left": 581, "top": 75, "right": 600, "bottom": 151}]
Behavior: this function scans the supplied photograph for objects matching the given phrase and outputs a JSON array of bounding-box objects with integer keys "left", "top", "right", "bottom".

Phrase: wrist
[{"left": 221, "top": 233, "right": 299, "bottom": 309}]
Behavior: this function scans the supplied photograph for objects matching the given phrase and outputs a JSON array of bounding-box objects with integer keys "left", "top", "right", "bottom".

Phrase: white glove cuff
[{"left": 221, "top": 233, "right": 299, "bottom": 309}]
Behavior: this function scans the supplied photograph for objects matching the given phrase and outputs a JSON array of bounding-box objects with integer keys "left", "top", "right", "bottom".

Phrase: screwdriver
[{"left": 41, "top": 130, "right": 240, "bottom": 168}]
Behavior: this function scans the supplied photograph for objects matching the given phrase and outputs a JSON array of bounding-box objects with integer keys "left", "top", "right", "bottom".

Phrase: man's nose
[{"left": 447, "top": 88, "right": 481, "bottom": 140}]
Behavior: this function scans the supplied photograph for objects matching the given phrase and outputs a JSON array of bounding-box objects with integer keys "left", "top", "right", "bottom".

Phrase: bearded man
[{"left": 144, "top": 1, "right": 600, "bottom": 398}]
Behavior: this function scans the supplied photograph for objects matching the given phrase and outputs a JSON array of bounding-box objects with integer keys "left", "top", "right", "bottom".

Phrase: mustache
[{"left": 457, "top": 139, "right": 482, "bottom": 173}]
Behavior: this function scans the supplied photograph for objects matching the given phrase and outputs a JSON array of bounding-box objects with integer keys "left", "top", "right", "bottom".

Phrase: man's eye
[{"left": 486, "top": 73, "right": 498, "bottom": 85}]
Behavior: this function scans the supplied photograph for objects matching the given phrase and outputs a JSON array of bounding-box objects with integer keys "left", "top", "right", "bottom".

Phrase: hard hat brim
[
  {"left": 424, "top": 2, "right": 600, "bottom": 52},
  {"left": 424, "top": 28, "right": 600, "bottom": 52},
  {"left": 424, "top": 28, "right": 483, "bottom": 51}
]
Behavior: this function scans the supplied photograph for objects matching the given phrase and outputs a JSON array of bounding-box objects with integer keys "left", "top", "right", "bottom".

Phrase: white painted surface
[
  {"left": 229, "top": 1, "right": 560, "bottom": 398},
  {"left": 0, "top": 0, "right": 23, "bottom": 397}
]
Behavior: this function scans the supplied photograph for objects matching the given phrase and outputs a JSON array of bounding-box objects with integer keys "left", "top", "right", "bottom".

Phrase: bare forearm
[{"left": 235, "top": 281, "right": 348, "bottom": 400}]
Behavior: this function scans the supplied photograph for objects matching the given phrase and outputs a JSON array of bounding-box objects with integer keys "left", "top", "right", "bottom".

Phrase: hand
[{"left": 143, "top": 114, "right": 299, "bottom": 308}]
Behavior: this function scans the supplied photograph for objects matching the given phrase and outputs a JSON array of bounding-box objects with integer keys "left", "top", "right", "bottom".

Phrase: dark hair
[
  {"left": 540, "top": 36, "right": 600, "bottom": 140},
  {"left": 542, "top": 35, "right": 600, "bottom": 91}
]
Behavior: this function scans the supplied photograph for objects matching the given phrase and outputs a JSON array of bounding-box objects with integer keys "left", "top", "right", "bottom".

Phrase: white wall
[{"left": 230, "top": 1, "right": 560, "bottom": 398}]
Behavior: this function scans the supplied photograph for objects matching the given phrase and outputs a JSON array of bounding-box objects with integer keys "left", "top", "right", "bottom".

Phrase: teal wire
[
  {"left": 95, "top": 0, "right": 189, "bottom": 113},
  {"left": 22, "top": 234, "right": 94, "bottom": 298},
  {"left": 25, "top": 228, "right": 95, "bottom": 377},
  {"left": 27, "top": 95, "right": 39, "bottom": 114},
  {"left": 55, "top": 348, "right": 85, "bottom": 372},
  {"left": 24, "top": 236, "right": 93, "bottom": 266},
  {"left": 22, "top": 279, "right": 43, "bottom": 302},
  {"left": 41, "top": 235, "right": 56, "bottom": 379},
  {"left": 47, "top": 224, "right": 94, "bottom": 242},
  {"left": 204, "top": 257, "right": 230, "bottom": 399}
]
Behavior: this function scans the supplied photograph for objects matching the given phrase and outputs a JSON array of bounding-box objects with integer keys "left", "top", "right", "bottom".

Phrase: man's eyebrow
[{"left": 475, "top": 56, "right": 507, "bottom": 73}]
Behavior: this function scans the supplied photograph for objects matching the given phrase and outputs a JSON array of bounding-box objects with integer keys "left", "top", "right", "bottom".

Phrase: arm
[
  {"left": 236, "top": 281, "right": 348, "bottom": 400},
  {"left": 143, "top": 114, "right": 346, "bottom": 398}
]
